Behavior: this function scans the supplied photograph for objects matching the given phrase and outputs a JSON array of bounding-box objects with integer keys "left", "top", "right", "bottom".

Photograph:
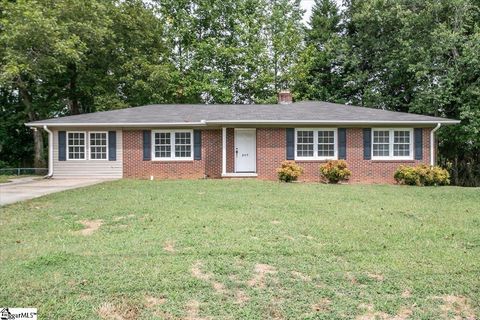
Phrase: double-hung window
[
  {"left": 152, "top": 130, "right": 193, "bottom": 160},
  {"left": 372, "top": 128, "right": 413, "bottom": 160},
  {"left": 89, "top": 132, "right": 108, "bottom": 160},
  {"left": 295, "top": 128, "right": 337, "bottom": 160},
  {"left": 67, "top": 132, "right": 86, "bottom": 160}
]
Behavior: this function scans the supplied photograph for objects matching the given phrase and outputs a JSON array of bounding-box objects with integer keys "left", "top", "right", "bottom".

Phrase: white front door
[{"left": 235, "top": 129, "right": 256, "bottom": 172}]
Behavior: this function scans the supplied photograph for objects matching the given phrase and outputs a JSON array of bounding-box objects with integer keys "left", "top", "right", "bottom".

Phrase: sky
[
  {"left": 300, "top": 0, "right": 316, "bottom": 24},
  {"left": 301, "top": 0, "right": 344, "bottom": 25}
]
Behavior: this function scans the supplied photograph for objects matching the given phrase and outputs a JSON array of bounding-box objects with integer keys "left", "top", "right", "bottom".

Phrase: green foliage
[
  {"left": 277, "top": 160, "right": 304, "bottom": 182},
  {"left": 1, "top": 0, "right": 479, "bottom": 186},
  {"left": 394, "top": 165, "right": 450, "bottom": 186},
  {"left": 319, "top": 160, "right": 352, "bottom": 183},
  {"left": 0, "top": 0, "right": 304, "bottom": 168},
  {"left": 294, "top": 0, "right": 480, "bottom": 186}
]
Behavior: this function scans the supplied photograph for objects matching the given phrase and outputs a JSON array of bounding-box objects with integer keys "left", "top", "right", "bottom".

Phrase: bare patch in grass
[
  {"left": 76, "top": 219, "right": 103, "bottom": 236},
  {"left": 401, "top": 289, "right": 412, "bottom": 298},
  {"left": 144, "top": 295, "right": 166, "bottom": 308},
  {"left": 247, "top": 263, "right": 277, "bottom": 288},
  {"left": 267, "top": 297, "right": 284, "bottom": 319},
  {"left": 271, "top": 220, "right": 281, "bottom": 225},
  {"left": 284, "top": 235, "right": 295, "bottom": 241},
  {"left": 366, "top": 272, "right": 385, "bottom": 282},
  {"left": 291, "top": 271, "right": 311, "bottom": 282},
  {"left": 113, "top": 214, "right": 135, "bottom": 222},
  {"left": 191, "top": 261, "right": 226, "bottom": 294},
  {"left": 97, "top": 301, "right": 139, "bottom": 320},
  {"left": 186, "top": 299, "right": 210, "bottom": 320},
  {"left": 356, "top": 303, "right": 412, "bottom": 320},
  {"left": 346, "top": 272, "right": 359, "bottom": 285},
  {"left": 434, "top": 295, "right": 476, "bottom": 320},
  {"left": 300, "top": 234, "right": 315, "bottom": 240},
  {"left": 234, "top": 289, "right": 250, "bottom": 305},
  {"left": 163, "top": 240, "right": 175, "bottom": 253},
  {"left": 312, "top": 298, "right": 331, "bottom": 312}
]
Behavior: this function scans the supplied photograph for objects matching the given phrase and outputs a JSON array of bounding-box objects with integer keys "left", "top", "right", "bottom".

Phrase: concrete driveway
[{"left": 0, "top": 177, "right": 110, "bottom": 206}]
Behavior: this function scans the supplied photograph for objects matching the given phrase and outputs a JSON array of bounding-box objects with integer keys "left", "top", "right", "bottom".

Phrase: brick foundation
[{"left": 123, "top": 127, "right": 433, "bottom": 184}]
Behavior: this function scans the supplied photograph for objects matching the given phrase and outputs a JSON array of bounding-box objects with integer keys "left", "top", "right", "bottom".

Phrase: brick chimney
[{"left": 278, "top": 90, "right": 293, "bottom": 104}]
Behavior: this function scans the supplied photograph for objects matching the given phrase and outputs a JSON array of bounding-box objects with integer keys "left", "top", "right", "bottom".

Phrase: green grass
[
  {"left": 0, "top": 175, "right": 35, "bottom": 183},
  {"left": 0, "top": 180, "right": 479, "bottom": 319}
]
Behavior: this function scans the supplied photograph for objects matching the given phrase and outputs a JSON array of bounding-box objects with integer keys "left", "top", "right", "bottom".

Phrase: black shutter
[
  {"left": 193, "top": 130, "right": 201, "bottom": 160},
  {"left": 58, "top": 131, "right": 66, "bottom": 161},
  {"left": 286, "top": 128, "right": 295, "bottom": 160},
  {"left": 363, "top": 128, "right": 372, "bottom": 160},
  {"left": 108, "top": 131, "right": 116, "bottom": 161},
  {"left": 338, "top": 128, "right": 347, "bottom": 160},
  {"left": 143, "top": 130, "right": 151, "bottom": 161},
  {"left": 414, "top": 128, "right": 423, "bottom": 160}
]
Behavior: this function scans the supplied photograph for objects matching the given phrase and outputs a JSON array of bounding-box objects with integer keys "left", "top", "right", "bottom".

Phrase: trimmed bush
[
  {"left": 394, "top": 165, "right": 450, "bottom": 186},
  {"left": 319, "top": 160, "right": 352, "bottom": 183},
  {"left": 277, "top": 161, "right": 304, "bottom": 182}
]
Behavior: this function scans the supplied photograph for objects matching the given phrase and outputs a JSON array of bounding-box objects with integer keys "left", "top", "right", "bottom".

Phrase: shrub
[
  {"left": 394, "top": 165, "right": 450, "bottom": 186},
  {"left": 319, "top": 160, "right": 352, "bottom": 183},
  {"left": 277, "top": 161, "right": 304, "bottom": 182}
]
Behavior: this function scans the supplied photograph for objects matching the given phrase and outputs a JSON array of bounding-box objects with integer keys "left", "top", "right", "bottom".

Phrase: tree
[
  {"left": 293, "top": 0, "right": 480, "bottom": 185},
  {"left": 293, "top": 0, "right": 345, "bottom": 102}
]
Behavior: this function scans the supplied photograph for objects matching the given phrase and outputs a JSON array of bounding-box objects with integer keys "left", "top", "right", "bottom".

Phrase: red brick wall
[
  {"left": 255, "top": 127, "right": 432, "bottom": 183},
  {"left": 123, "top": 127, "right": 433, "bottom": 184},
  {"left": 123, "top": 129, "right": 222, "bottom": 179}
]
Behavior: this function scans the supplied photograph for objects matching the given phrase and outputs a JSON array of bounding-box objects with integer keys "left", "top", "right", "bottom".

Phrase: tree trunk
[
  {"left": 18, "top": 80, "right": 46, "bottom": 168},
  {"left": 68, "top": 63, "right": 80, "bottom": 115},
  {"left": 32, "top": 126, "right": 46, "bottom": 169}
]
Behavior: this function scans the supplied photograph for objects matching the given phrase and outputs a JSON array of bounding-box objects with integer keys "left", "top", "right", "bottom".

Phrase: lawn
[
  {"left": 0, "top": 180, "right": 479, "bottom": 319},
  {"left": 0, "top": 175, "right": 22, "bottom": 183}
]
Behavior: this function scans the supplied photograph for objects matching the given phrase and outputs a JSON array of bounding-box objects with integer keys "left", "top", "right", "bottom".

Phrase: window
[
  {"left": 317, "top": 130, "right": 335, "bottom": 157},
  {"left": 152, "top": 130, "right": 192, "bottom": 160},
  {"left": 174, "top": 132, "right": 192, "bottom": 158},
  {"left": 372, "top": 130, "right": 390, "bottom": 157},
  {"left": 372, "top": 128, "right": 413, "bottom": 160},
  {"left": 89, "top": 132, "right": 108, "bottom": 160},
  {"left": 67, "top": 132, "right": 86, "bottom": 160},
  {"left": 154, "top": 132, "right": 171, "bottom": 158},
  {"left": 296, "top": 130, "right": 314, "bottom": 157},
  {"left": 295, "top": 129, "right": 337, "bottom": 160}
]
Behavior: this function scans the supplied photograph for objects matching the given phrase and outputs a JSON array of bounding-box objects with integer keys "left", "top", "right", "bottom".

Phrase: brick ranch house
[{"left": 26, "top": 92, "right": 459, "bottom": 183}]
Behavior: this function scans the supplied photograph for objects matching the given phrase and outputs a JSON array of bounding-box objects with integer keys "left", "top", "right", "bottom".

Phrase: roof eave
[
  {"left": 25, "top": 121, "right": 208, "bottom": 128},
  {"left": 205, "top": 120, "right": 460, "bottom": 125},
  {"left": 25, "top": 119, "right": 460, "bottom": 128}
]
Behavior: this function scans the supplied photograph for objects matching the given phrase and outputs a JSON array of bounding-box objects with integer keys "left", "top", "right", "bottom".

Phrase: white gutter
[
  {"left": 26, "top": 119, "right": 460, "bottom": 127},
  {"left": 205, "top": 120, "right": 461, "bottom": 125},
  {"left": 26, "top": 122, "right": 209, "bottom": 128},
  {"left": 430, "top": 123, "right": 441, "bottom": 166},
  {"left": 43, "top": 125, "right": 54, "bottom": 178}
]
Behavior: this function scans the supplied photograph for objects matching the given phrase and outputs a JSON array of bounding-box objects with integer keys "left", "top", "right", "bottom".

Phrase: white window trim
[
  {"left": 151, "top": 129, "right": 194, "bottom": 161},
  {"left": 66, "top": 131, "right": 87, "bottom": 160},
  {"left": 294, "top": 128, "right": 338, "bottom": 161},
  {"left": 371, "top": 128, "right": 414, "bottom": 160},
  {"left": 88, "top": 131, "right": 109, "bottom": 161}
]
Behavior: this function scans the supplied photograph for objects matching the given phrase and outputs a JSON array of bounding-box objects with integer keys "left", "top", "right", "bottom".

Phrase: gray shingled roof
[{"left": 26, "top": 101, "right": 459, "bottom": 127}]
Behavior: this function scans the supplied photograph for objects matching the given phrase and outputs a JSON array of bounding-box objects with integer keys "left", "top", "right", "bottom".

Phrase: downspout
[
  {"left": 430, "top": 123, "right": 441, "bottom": 166},
  {"left": 43, "top": 125, "right": 54, "bottom": 178}
]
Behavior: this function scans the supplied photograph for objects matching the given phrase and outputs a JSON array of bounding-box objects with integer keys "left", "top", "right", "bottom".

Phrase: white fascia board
[
  {"left": 25, "top": 122, "right": 208, "bottom": 128},
  {"left": 205, "top": 120, "right": 461, "bottom": 125},
  {"left": 25, "top": 119, "right": 460, "bottom": 127}
]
